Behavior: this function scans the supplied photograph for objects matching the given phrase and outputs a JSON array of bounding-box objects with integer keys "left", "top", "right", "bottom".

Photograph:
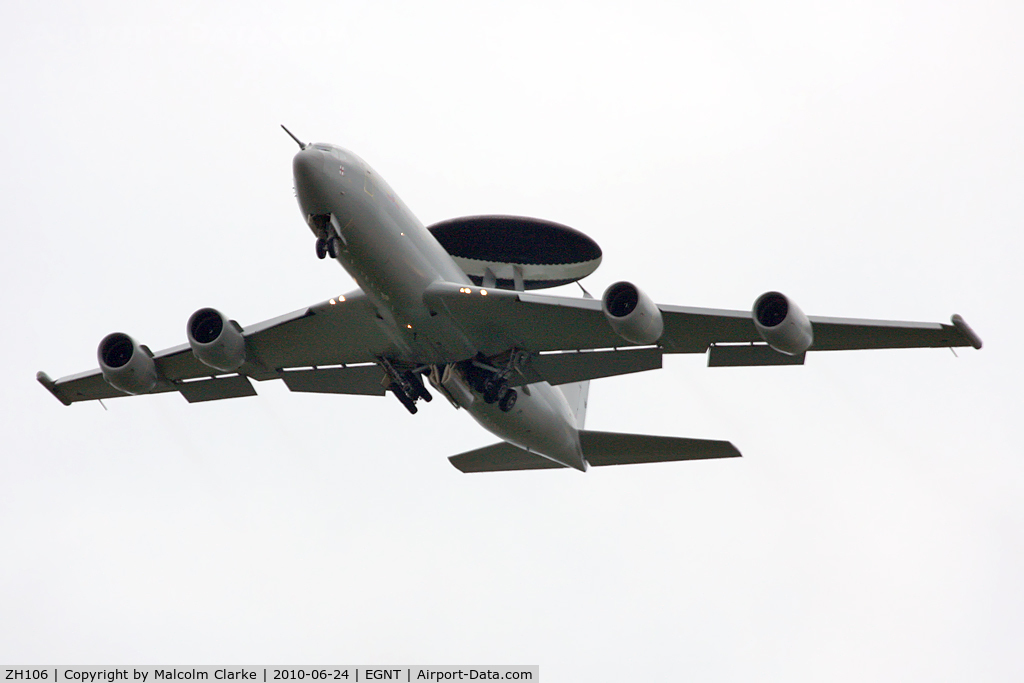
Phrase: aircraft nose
[
  {"left": 292, "top": 147, "right": 325, "bottom": 183},
  {"left": 293, "top": 147, "right": 335, "bottom": 216}
]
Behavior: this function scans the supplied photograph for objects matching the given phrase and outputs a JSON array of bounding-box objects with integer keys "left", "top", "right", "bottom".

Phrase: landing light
[
  {"left": 481, "top": 289, "right": 488, "bottom": 296},
  {"left": 406, "top": 324, "right": 413, "bottom": 329},
  {"left": 330, "top": 299, "right": 336, "bottom": 305},
  {"left": 338, "top": 295, "right": 346, "bottom": 302}
]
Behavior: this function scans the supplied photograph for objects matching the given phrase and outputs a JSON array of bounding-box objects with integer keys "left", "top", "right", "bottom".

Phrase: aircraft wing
[
  {"left": 41, "top": 282, "right": 982, "bottom": 405},
  {"left": 424, "top": 283, "right": 981, "bottom": 375},
  {"left": 38, "top": 291, "right": 396, "bottom": 405}
]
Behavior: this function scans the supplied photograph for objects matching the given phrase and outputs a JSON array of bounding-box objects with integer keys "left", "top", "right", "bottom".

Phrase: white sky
[{"left": 2, "top": 1, "right": 1022, "bottom": 680}]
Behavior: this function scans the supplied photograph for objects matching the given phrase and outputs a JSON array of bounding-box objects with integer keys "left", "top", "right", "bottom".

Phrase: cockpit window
[{"left": 313, "top": 143, "right": 333, "bottom": 151}]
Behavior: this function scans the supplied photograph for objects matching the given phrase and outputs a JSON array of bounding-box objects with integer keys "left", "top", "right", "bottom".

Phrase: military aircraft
[{"left": 37, "top": 128, "right": 984, "bottom": 473}]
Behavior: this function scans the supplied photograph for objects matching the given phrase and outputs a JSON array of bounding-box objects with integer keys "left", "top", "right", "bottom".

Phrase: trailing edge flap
[
  {"left": 449, "top": 431, "right": 741, "bottom": 473},
  {"left": 280, "top": 364, "right": 387, "bottom": 396},
  {"left": 514, "top": 347, "right": 662, "bottom": 387},
  {"left": 177, "top": 374, "right": 257, "bottom": 403},
  {"left": 708, "top": 344, "right": 806, "bottom": 367}
]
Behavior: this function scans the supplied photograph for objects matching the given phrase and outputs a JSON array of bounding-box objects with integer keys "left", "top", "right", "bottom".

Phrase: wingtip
[
  {"left": 447, "top": 455, "right": 469, "bottom": 473},
  {"left": 37, "top": 371, "right": 72, "bottom": 406},
  {"left": 951, "top": 314, "right": 983, "bottom": 350}
]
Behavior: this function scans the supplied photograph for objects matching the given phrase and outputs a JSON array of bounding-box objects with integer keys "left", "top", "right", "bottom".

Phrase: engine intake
[
  {"left": 187, "top": 307, "right": 247, "bottom": 372},
  {"left": 602, "top": 281, "right": 664, "bottom": 345},
  {"left": 97, "top": 332, "right": 159, "bottom": 395},
  {"left": 752, "top": 291, "right": 813, "bottom": 356}
]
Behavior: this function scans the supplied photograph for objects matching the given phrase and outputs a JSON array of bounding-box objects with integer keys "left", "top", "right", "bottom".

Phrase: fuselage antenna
[{"left": 281, "top": 125, "right": 307, "bottom": 150}]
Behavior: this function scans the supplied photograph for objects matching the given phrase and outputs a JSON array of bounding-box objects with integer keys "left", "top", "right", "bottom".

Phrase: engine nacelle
[
  {"left": 752, "top": 291, "right": 813, "bottom": 356},
  {"left": 602, "top": 281, "right": 664, "bottom": 345},
  {"left": 97, "top": 332, "right": 159, "bottom": 395},
  {"left": 187, "top": 308, "right": 247, "bottom": 372}
]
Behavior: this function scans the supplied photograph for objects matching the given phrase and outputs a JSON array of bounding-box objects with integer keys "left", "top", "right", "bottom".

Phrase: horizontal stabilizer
[
  {"left": 579, "top": 430, "right": 741, "bottom": 465},
  {"left": 449, "top": 431, "right": 741, "bottom": 473},
  {"left": 449, "top": 442, "right": 566, "bottom": 472}
]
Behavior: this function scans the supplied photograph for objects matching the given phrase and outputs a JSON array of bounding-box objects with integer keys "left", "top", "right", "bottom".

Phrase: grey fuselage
[{"left": 292, "top": 143, "right": 587, "bottom": 470}]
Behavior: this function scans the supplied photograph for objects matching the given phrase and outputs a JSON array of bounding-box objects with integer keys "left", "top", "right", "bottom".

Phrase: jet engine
[
  {"left": 752, "top": 291, "right": 813, "bottom": 356},
  {"left": 602, "top": 281, "right": 664, "bottom": 345},
  {"left": 97, "top": 332, "right": 159, "bottom": 395},
  {"left": 187, "top": 307, "right": 247, "bottom": 372}
]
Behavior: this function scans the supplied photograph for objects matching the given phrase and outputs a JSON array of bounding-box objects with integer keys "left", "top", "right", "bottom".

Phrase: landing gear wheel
[
  {"left": 326, "top": 236, "right": 341, "bottom": 259},
  {"left": 315, "top": 238, "right": 327, "bottom": 259},
  {"left": 483, "top": 377, "right": 503, "bottom": 404},
  {"left": 404, "top": 371, "right": 432, "bottom": 402},
  {"left": 389, "top": 386, "right": 418, "bottom": 415},
  {"left": 498, "top": 388, "right": 518, "bottom": 412}
]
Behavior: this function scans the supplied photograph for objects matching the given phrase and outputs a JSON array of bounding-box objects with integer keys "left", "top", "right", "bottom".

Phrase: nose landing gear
[
  {"left": 315, "top": 234, "right": 342, "bottom": 259},
  {"left": 308, "top": 214, "right": 343, "bottom": 260}
]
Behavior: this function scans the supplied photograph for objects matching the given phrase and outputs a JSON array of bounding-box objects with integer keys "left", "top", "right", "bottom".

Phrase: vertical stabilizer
[
  {"left": 558, "top": 381, "right": 590, "bottom": 429},
  {"left": 557, "top": 286, "right": 594, "bottom": 429}
]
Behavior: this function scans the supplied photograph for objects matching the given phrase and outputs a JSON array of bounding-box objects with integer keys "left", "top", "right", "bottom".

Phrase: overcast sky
[{"left": 2, "top": 1, "right": 1022, "bottom": 680}]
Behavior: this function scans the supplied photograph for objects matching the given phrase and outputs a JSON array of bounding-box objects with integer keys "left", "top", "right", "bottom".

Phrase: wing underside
[
  {"left": 40, "top": 281, "right": 980, "bottom": 406},
  {"left": 38, "top": 292, "right": 398, "bottom": 405},
  {"left": 424, "top": 283, "right": 980, "bottom": 366}
]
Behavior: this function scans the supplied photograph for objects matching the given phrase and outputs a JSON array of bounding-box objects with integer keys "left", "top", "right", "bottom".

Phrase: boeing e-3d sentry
[{"left": 37, "top": 128, "right": 983, "bottom": 472}]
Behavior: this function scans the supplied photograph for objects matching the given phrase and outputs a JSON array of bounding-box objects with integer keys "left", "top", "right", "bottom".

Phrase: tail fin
[
  {"left": 558, "top": 381, "right": 590, "bottom": 429},
  {"left": 556, "top": 286, "right": 594, "bottom": 429}
]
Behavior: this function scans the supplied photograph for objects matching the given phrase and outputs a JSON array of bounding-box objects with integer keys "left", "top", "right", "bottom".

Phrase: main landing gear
[
  {"left": 464, "top": 355, "right": 519, "bottom": 413},
  {"left": 380, "top": 353, "right": 522, "bottom": 416},
  {"left": 379, "top": 357, "right": 432, "bottom": 415}
]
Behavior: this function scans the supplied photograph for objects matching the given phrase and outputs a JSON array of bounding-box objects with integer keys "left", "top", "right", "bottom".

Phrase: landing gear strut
[
  {"left": 379, "top": 357, "right": 432, "bottom": 415},
  {"left": 465, "top": 352, "right": 524, "bottom": 413}
]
